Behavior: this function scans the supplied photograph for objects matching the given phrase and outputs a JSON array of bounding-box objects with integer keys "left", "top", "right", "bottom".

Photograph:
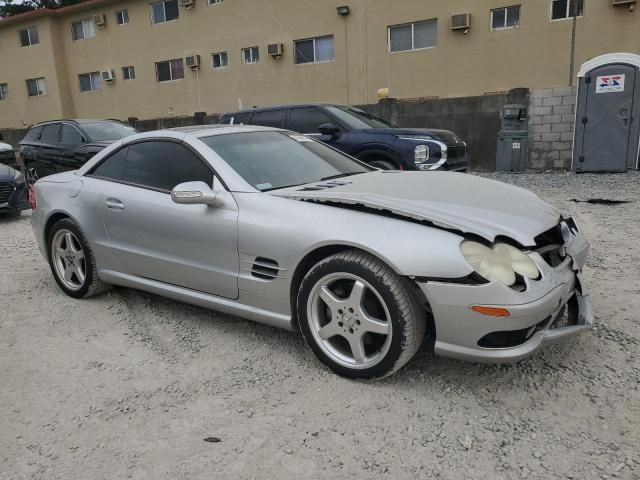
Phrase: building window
[
  {"left": 208, "top": 0, "right": 223, "bottom": 4},
  {"left": 151, "top": 0, "right": 179, "bottom": 25},
  {"left": 491, "top": 5, "right": 520, "bottom": 30},
  {"left": 242, "top": 46, "right": 259, "bottom": 64},
  {"left": 156, "top": 58, "right": 184, "bottom": 82},
  {"left": 294, "top": 35, "right": 334, "bottom": 65},
  {"left": 212, "top": 51, "right": 228, "bottom": 69},
  {"left": 71, "top": 18, "right": 96, "bottom": 40},
  {"left": 79, "top": 72, "right": 102, "bottom": 92},
  {"left": 388, "top": 19, "right": 437, "bottom": 53},
  {"left": 26, "top": 78, "right": 46, "bottom": 97},
  {"left": 122, "top": 66, "right": 136, "bottom": 80},
  {"left": 551, "top": 0, "right": 584, "bottom": 20},
  {"left": 18, "top": 26, "right": 39, "bottom": 47},
  {"left": 116, "top": 9, "right": 129, "bottom": 25},
  {"left": 0, "top": 83, "right": 8, "bottom": 101}
]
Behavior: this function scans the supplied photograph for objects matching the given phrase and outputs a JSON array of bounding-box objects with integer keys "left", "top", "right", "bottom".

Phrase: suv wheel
[
  {"left": 368, "top": 158, "right": 397, "bottom": 170},
  {"left": 297, "top": 250, "right": 426, "bottom": 379}
]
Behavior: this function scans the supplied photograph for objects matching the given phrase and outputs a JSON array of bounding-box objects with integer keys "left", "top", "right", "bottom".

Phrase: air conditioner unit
[
  {"left": 611, "top": 0, "right": 636, "bottom": 5},
  {"left": 93, "top": 13, "right": 107, "bottom": 27},
  {"left": 450, "top": 13, "right": 471, "bottom": 30},
  {"left": 180, "top": 0, "right": 195, "bottom": 8},
  {"left": 267, "top": 43, "right": 284, "bottom": 58},
  {"left": 186, "top": 55, "right": 201, "bottom": 69},
  {"left": 101, "top": 69, "right": 115, "bottom": 82}
]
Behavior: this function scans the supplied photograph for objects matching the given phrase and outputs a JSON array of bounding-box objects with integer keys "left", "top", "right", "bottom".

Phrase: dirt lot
[{"left": 1, "top": 172, "right": 639, "bottom": 480}]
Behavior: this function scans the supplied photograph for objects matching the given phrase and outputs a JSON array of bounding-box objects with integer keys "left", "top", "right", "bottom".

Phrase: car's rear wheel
[
  {"left": 48, "top": 219, "right": 110, "bottom": 299},
  {"left": 297, "top": 250, "right": 426, "bottom": 379}
]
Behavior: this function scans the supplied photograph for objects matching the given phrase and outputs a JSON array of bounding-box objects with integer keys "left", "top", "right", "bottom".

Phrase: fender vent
[{"left": 246, "top": 257, "right": 284, "bottom": 280}]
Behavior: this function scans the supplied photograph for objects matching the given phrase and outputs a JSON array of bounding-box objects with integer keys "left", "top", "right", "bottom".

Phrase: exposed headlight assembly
[
  {"left": 460, "top": 241, "right": 540, "bottom": 286},
  {"left": 414, "top": 144, "right": 429, "bottom": 164}
]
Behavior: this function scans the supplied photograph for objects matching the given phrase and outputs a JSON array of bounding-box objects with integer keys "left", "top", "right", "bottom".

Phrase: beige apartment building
[{"left": 0, "top": 0, "right": 638, "bottom": 129}]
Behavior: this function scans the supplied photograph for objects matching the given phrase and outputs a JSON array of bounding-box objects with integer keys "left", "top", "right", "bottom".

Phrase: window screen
[
  {"left": 122, "top": 142, "right": 213, "bottom": 191},
  {"left": 289, "top": 108, "right": 333, "bottom": 134},
  {"left": 40, "top": 124, "right": 60, "bottom": 144},
  {"left": 250, "top": 110, "right": 285, "bottom": 128}
]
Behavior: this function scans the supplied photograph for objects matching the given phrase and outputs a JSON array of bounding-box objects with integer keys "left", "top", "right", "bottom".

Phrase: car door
[
  {"left": 287, "top": 107, "right": 350, "bottom": 152},
  {"left": 36, "top": 123, "right": 62, "bottom": 177},
  {"left": 90, "top": 139, "right": 240, "bottom": 299},
  {"left": 59, "top": 123, "right": 88, "bottom": 171}
]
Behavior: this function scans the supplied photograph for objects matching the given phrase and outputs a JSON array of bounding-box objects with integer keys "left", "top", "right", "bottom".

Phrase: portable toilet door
[{"left": 573, "top": 53, "right": 640, "bottom": 172}]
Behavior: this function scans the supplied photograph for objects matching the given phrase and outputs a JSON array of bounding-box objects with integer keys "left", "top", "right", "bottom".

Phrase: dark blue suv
[{"left": 218, "top": 104, "right": 468, "bottom": 171}]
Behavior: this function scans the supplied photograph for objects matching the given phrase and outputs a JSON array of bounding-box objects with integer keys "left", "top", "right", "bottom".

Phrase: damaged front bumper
[{"left": 419, "top": 222, "right": 592, "bottom": 363}]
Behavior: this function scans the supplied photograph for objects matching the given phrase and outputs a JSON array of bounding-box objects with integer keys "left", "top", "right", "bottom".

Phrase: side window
[
  {"left": 24, "top": 125, "right": 44, "bottom": 141},
  {"left": 122, "top": 141, "right": 213, "bottom": 191},
  {"left": 221, "top": 112, "right": 251, "bottom": 125},
  {"left": 40, "top": 124, "right": 60, "bottom": 144},
  {"left": 289, "top": 107, "right": 334, "bottom": 133},
  {"left": 249, "top": 110, "right": 285, "bottom": 128},
  {"left": 91, "top": 147, "right": 128, "bottom": 180},
  {"left": 61, "top": 124, "right": 85, "bottom": 145}
]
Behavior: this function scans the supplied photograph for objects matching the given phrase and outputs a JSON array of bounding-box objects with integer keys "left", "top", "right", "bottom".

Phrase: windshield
[
  {"left": 81, "top": 121, "right": 137, "bottom": 141},
  {"left": 201, "top": 131, "right": 371, "bottom": 191},
  {"left": 326, "top": 106, "right": 395, "bottom": 129}
]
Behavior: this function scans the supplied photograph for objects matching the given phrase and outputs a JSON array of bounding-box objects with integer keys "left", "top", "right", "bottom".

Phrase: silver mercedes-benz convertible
[{"left": 31, "top": 125, "right": 592, "bottom": 379}]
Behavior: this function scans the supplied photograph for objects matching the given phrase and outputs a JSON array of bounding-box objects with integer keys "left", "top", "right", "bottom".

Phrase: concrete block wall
[{"left": 528, "top": 86, "right": 577, "bottom": 170}]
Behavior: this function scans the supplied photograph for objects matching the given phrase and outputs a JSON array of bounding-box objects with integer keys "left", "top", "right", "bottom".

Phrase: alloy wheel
[
  {"left": 307, "top": 272, "right": 392, "bottom": 369},
  {"left": 51, "top": 229, "right": 86, "bottom": 291}
]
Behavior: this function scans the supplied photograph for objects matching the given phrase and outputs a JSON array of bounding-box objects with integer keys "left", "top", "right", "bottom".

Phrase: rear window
[
  {"left": 220, "top": 112, "right": 251, "bottom": 125},
  {"left": 81, "top": 121, "right": 137, "bottom": 141},
  {"left": 24, "top": 125, "right": 44, "bottom": 141},
  {"left": 40, "top": 124, "right": 60, "bottom": 144},
  {"left": 249, "top": 110, "right": 285, "bottom": 128}
]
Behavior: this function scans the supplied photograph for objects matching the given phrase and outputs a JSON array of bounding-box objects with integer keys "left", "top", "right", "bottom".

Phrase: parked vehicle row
[
  {"left": 30, "top": 125, "right": 591, "bottom": 378},
  {"left": 219, "top": 104, "right": 468, "bottom": 172},
  {"left": 19, "top": 119, "right": 137, "bottom": 181}
]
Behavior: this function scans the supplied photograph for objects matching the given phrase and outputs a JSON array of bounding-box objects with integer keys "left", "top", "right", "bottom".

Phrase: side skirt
[{"left": 98, "top": 269, "right": 294, "bottom": 331}]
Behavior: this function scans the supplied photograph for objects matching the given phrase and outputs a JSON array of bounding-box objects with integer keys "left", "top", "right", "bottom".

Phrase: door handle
[{"left": 104, "top": 198, "right": 125, "bottom": 210}]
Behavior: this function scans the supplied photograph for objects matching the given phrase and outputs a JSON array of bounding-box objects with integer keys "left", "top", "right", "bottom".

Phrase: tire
[
  {"left": 47, "top": 219, "right": 111, "bottom": 299},
  {"left": 368, "top": 158, "right": 397, "bottom": 170},
  {"left": 297, "top": 250, "right": 426, "bottom": 379}
]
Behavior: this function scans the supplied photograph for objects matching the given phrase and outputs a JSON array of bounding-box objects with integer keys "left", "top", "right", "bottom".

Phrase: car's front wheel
[
  {"left": 297, "top": 250, "right": 426, "bottom": 379},
  {"left": 48, "top": 219, "right": 110, "bottom": 299}
]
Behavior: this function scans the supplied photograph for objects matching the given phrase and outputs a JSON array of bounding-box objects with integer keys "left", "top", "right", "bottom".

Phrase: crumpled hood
[
  {"left": 363, "top": 128, "right": 463, "bottom": 144},
  {"left": 273, "top": 171, "right": 560, "bottom": 246}
]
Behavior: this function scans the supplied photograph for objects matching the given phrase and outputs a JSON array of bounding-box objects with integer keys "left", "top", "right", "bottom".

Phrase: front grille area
[
  {"left": 446, "top": 145, "right": 466, "bottom": 159},
  {"left": 0, "top": 182, "right": 15, "bottom": 203},
  {"left": 478, "top": 317, "right": 550, "bottom": 348}
]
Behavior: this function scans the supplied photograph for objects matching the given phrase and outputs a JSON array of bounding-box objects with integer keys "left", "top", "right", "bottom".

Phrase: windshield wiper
[{"left": 320, "top": 172, "right": 363, "bottom": 181}]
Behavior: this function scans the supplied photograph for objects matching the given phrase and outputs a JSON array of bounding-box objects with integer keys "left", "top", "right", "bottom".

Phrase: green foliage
[{"left": 0, "top": 0, "right": 86, "bottom": 18}]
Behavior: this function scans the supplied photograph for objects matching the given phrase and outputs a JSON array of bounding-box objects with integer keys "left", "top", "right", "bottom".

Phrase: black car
[
  {"left": 20, "top": 119, "right": 137, "bottom": 181},
  {"left": 0, "top": 162, "right": 29, "bottom": 217},
  {"left": 219, "top": 104, "right": 467, "bottom": 171}
]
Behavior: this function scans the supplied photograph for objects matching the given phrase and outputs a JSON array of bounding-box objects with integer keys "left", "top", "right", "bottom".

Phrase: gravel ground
[{"left": 1, "top": 172, "right": 639, "bottom": 480}]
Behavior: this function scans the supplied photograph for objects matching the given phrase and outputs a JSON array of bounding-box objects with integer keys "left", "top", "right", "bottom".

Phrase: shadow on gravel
[{"left": 570, "top": 198, "right": 632, "bottom": 205}]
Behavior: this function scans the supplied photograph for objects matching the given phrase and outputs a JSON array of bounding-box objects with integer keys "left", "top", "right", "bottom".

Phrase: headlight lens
[
  {"left": 460, "top": 241, "right": 540, "bottom": 286},
  {"left": 13, "top": 171, "right": 25, "bottom": 185},
  {"left": 414, "top": 145, "right": 429, "bottom": 163}
]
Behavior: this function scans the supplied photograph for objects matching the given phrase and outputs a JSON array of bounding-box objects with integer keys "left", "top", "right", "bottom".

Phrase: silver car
[{"left": 31, "top": 125, "right": 592, "bottom": 379}]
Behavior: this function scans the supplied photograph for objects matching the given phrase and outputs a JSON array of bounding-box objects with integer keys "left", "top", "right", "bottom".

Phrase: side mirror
[
  {"left": 171, "top": 181, "right": 221, "bottom": 206},
  {"left": 318, "top": 123, "right": 341, "bottom": 137}
]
